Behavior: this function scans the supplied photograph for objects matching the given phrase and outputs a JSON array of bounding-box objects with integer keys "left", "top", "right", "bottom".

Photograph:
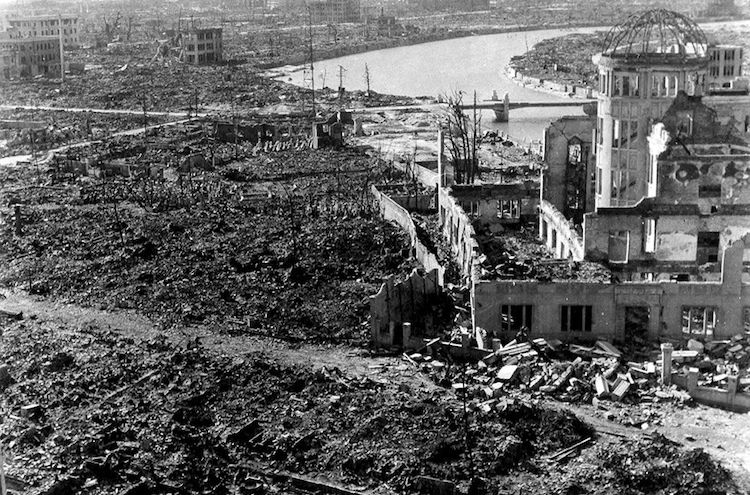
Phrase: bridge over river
[{"left": 457, "top": 94, "right": 597, "bottom": 122}]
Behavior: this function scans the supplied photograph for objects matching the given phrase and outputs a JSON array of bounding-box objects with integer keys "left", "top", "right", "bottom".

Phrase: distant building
[
  {"left": 0, "top": 33, "right": 61, "bottom": 80},
  {"left": 4, "top": 15, "right": 79, "bottom": 49},
  {"left": 707, "top": 45, "right": 744, "bottom": 92},
  {"left": 181, "top": 28, "right": 223, "bottom": 65},
  {"left": 308, "top": 0, "right": 361, "bottom": 24}
]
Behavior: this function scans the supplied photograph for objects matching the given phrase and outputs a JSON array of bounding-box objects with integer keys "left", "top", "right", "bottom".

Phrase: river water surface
[{"left": 275, "top": 20, "right": 750, "bottom": 142}]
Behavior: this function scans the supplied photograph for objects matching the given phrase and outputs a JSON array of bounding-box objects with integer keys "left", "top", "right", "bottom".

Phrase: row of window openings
[
  {"left": 710, "top": 50, "right": 737, "bottom": 61},
  {"left": 500, "top": 305, "right": 593, "bottom": 333},
  {"left": 596, "top": 118, "right": 638, "bottom": 148},
  {"left": 186, "top": 53, "right": 217, "bottom": 63},
  {"left": 461, "top": 199, "right": 520, "bottom": 219},
  {"left": 599, "top": 73, "right": 680, "bottom": 97},
  {"left": 709, "top": 65, "right": 737, "bottom": 77},
  {"left": 187, "top": 43, "right": 215, "bottom": 51},
  {"left": 501, "top": 304, "right": 750, "bottom": 337}
]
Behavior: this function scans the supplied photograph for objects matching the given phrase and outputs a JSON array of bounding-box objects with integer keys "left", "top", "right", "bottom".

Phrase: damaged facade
[
  {"left": 180, "top": 27, "right": 223, "bottom": 65},
  {"left": 426, "top": 10, "right": 750, "bottom": 348}
]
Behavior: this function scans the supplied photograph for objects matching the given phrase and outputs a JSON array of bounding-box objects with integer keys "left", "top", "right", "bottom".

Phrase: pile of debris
[
  {"left": 406, "top": 337, "right": 694, "bottom": 428},
  {"left": 672, "top": 335, "right": 750, "bottom": 392}
]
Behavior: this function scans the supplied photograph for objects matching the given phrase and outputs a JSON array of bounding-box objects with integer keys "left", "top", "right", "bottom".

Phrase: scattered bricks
[
  {"left": 477, "top": 360, "right": 487, "bottom": 370},
  {"left": 409, "top": 353, "right": 424, "bottom": 362},
  {"left": 727, "top": 344, "right": 743, "bottom": 353},
  {"left": 539, "top": 384, "right": 557, "bottom": 394},
  {"left": 610, "top": 380, "right": 631, "bottom": 401},
  {"left": 496, "top": 365, "right": 518, "bottom": 382},
  {"left": 431, "top": 360, "right": 445, "bottom": 371},
  {"left": 595, "top": 375, "right": 610, "bottom": 398},
  {"left": 529, "top": 375, "right": 545, "bottom": 391}
]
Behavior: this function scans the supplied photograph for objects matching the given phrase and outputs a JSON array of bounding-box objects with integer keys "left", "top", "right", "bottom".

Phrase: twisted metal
[{"left": 602, "top": 9, "right": 708, "bottom": 58}]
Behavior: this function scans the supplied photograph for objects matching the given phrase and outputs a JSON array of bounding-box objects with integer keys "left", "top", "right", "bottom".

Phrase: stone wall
[
  {"left": 369, "top": 268, "right": 442, "bottom": 349},
  {"left": 371, "top": 185, "right": 444, "bottom": 282},
  {"left": 540, "top": 200, "right": 584, "bottom": 260},
  {"left": 472, "top": 234, "right": 750, "bottom": 343}
]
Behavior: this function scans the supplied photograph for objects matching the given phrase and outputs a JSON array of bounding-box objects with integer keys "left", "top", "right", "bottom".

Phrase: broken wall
[
  {"left": 542, "top": 115, "right": 595, "bottom": 223},
  {"left": 372, "top": 185, "right": 444, "bottom": 282},
  {"left": 369, "top": 268, "right": 442, "bottom": 349},
  {"left": 584, "top": 203, "right": 750, "bottom": 279},
  {"left": 540, "top": 199, "right": 584, "bottom": 260},
  {"left": 438, "top": 185, "right": 481, "bottom": 281},
  {"left": 473, "top": 234, "right": 750, "bottom": 342},
  {"left": 450, "top": 182, "right": 539, "bottom": 226}
]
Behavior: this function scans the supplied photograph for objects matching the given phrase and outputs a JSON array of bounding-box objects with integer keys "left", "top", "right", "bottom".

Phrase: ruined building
[
  {"left": 4, "top": 14, "right": 80, "bottom": 49},
  {"left": 180, "top": 28, "right": 223, "bottom": 65},
  {"left": 434, "top": 10, "right": 750, "bottom": 346},
  {"left": 307, "top": 0, "right": 361, "bottom": 24},
  {"left": 0, "top": 34, "right": 61, "bottom": 80}
]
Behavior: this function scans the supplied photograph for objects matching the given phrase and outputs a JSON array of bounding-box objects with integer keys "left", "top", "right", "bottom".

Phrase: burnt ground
[
  {"left": 0, "top": 145, "right": 418, "bottom": 345},
  {"left": 0, "top": 295, "right": 744, "bottom": 495}
]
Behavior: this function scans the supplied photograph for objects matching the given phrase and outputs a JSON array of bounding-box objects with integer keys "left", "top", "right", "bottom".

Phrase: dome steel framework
[{"left": 601, "top": 9, "right": 708, "bottom": 58}]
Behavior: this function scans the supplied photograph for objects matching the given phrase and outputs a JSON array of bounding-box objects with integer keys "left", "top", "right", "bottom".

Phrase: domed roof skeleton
[{"left": 601, "top": 9, "right": 708, "bottom": 59}]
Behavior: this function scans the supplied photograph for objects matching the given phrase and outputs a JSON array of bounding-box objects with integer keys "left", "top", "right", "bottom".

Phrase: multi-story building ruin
[
  {"left": 180, "top": 28, "right": 223, "bottom": 65},
  {"left": 433, "top": 9, "right": 750, "bottom": 346},
  {"left": 4, "top": 14, "right": 80, "bottom": 49},
  {"left": 0, "top": 34, "right": 61, "bottom": 79},
  {"left": 308, "top": 0, "right": 361, "bottom": 24}
]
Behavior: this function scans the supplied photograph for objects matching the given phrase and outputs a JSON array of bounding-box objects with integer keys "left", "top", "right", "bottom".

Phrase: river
[{"left": 274, "top": 20, "right": 750, "bottom": 143}]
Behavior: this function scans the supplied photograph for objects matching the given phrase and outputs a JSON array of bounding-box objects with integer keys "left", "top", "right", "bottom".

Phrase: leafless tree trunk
[{"left": 443, "top": 90, "right": 481, "bottom": 184}]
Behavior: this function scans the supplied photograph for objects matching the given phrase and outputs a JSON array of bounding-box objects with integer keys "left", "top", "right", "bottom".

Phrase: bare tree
[{"left": 443, "top": 90, "right": 481, "bottom": 184}]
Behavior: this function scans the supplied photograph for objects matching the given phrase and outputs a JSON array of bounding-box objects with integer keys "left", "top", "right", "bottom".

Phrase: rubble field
[
  {"left": 0, "top": 109, "right": 174, "bottom": 159},
  {"left": 0, "top": 309, "right": 740, "bottom": 495},
  {"left": 0, "top": 142, "right": 423, "bottom": 345}
]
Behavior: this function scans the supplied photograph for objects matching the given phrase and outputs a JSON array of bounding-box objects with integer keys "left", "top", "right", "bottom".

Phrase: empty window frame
[
  {"left": 681, "top": 306, "right": 716, "bottom": 337},
  {"left": 500, "top": 305, "right": 533, "bottom": 333},
  {"left": 608, "top": 230, "right": 630, "bottom": 263},
  {"left": 643, "top": 218, "right": 656, "bottom": 253},
  {"left": 561, "top": 305, "right": 593, "bottom": 333},
  {"left": 699, "top": 184, "right": 722, "bottom": 198},
  {"left": 497, "top": 199, "right": 520, "bottom": 219},
  {"left": 697, "top": 231, "right": 720, "bottom": 264}
]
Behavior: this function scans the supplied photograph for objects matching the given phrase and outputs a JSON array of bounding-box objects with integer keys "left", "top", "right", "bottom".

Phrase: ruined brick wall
[
  {"left": 473, "top": 234, "right": 750, "bottom": 342},
  {"left": 540, "top": 200, "right": 584, "bottom": 260},
  {"left": 369, "top": 268, "right": 442, "bottom": 348},
  {"left": 372, "top": 185, "right": 444, "bottom": 282}
]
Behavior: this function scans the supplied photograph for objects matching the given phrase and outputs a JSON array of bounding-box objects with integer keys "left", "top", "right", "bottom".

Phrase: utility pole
[{"left": 364, "top": 63, "right": 371, "bottom": 97}]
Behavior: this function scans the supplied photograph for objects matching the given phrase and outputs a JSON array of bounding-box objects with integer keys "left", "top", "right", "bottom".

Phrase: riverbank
[{"left": 506, "top": 19, "right": 750, "bottom": 95}]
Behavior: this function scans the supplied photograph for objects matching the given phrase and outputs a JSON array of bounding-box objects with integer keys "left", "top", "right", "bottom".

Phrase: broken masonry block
[
  {"left": 610, "top": 380, "right": 631, "bottom": 401},
  {"left": 594, "top": 375, "right": 610, "bottom": 398},
  {"left": 496, "top": 365, "right": 518, "bottom": 382},
  {"left": 529, "top": 375, "right": 545, "bottom": 391}
]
